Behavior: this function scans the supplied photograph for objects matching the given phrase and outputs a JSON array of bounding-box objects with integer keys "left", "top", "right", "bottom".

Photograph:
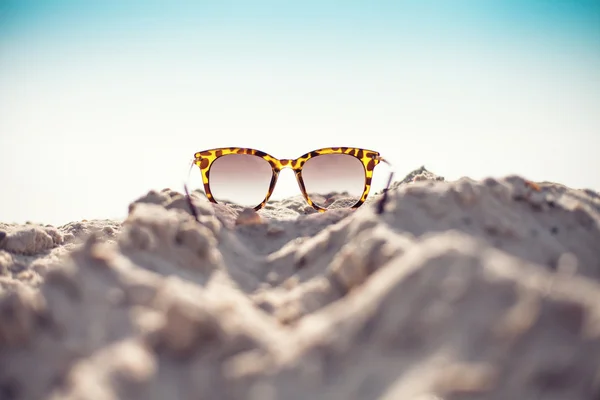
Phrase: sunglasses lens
[
  {"left": 208, "top": 154, "right": 273, "bottom": 208},
  {"left": 301, "top": 154, "right": 365, "bottom": 209}
]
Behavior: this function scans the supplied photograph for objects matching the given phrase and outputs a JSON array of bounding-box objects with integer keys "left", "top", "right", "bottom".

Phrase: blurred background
[{"left": 1, "top": 0, "right": 599, "bottom": 225}]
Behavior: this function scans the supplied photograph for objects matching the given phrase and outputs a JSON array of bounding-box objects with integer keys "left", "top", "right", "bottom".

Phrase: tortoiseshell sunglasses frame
[{"left": 191, "top": 147, "right": 390, "bottom": 212}]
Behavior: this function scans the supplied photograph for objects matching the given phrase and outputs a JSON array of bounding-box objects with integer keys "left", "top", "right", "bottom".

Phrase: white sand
[{"left": 1, "top": 167, "right": 600, "bottom": 400}]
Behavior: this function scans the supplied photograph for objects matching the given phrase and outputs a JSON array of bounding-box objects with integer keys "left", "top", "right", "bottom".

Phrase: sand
[{"left": 1, "top": 167, "right": 600, "bottom": 400}]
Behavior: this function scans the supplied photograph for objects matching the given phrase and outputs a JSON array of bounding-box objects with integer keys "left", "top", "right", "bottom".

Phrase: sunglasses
[{"left": 185, "top": 147, "right": 394, "bottom": 217}]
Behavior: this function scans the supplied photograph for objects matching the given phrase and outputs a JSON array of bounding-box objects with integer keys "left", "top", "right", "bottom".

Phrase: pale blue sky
[{"left": 1, "top": 1, "right": 599, "bottom": 225}]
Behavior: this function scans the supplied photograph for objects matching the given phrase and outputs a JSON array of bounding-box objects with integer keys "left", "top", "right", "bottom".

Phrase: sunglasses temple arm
[
  {"left": 184, "top": 160, "right": 200, "bottom": 222},
  {"left": 376, "top": 157, "right": 395, "bottom": 215}
]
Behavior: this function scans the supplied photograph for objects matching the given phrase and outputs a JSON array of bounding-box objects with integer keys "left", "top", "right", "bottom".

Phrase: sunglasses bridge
[{"left": 272, "top": 159, "right": 298, "bottom": 171}]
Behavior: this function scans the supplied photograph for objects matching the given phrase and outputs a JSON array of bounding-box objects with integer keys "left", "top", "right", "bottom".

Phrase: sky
[{"left": 1, "top": 0, "right": 599, "bottom": 225}]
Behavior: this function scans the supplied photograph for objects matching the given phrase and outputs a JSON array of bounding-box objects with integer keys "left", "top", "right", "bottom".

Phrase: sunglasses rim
[{"left": 192, "top": 147, "right": 384, "bottom": 212}]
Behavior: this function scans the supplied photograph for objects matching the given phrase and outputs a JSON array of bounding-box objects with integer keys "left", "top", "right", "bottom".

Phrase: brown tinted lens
[
  {"left": 301, "top": 153, "right": 365, "bottom": 209},
  {"left": 208, "top": 154, "right": 273, "bottom": 208}
]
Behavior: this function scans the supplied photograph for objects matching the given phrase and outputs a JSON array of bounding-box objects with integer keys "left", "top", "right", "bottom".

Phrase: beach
[{"left": 1, "top": 167, "right": 600, "bottom": 400}]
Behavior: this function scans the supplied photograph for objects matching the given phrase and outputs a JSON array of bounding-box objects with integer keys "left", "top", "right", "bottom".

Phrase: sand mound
[{"left": 1, "top": 168, "right": 599, "bottom": 400}]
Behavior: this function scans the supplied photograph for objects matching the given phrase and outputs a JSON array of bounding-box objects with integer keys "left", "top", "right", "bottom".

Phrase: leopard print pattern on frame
[{"left": 192, "top": 147, "right": 384, "bottom": 212}]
